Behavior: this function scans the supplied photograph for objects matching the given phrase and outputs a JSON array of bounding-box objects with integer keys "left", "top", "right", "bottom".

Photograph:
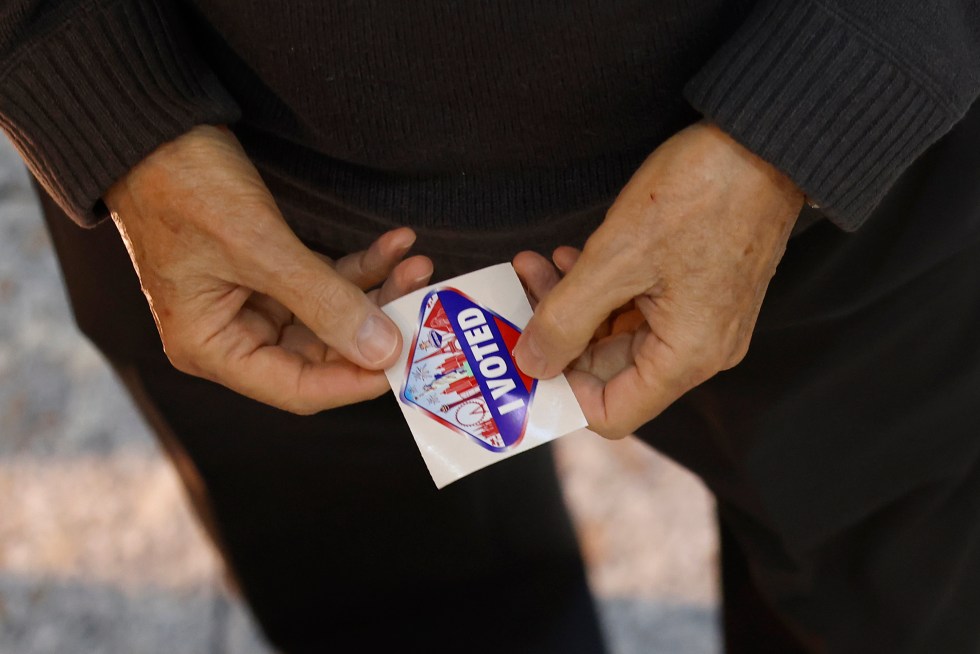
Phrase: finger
[
  {"left": 254, "top": 252, "right": 432, "bottom": 363},
  {"left": 240, "top": 237, "right": 403, "bottom": 370},
  {"left": 570, "top": 332, "right": 637, "bottom": 382},
  {"left": 569, "top": 312, "right": 707, "bottom": 438},
  {"left": 376, "top": 255, "right": 433, "bottom": 306},
  {"left": 334, "top": 228, "right": 417, "bottom": 289},
  {"left": 244, "top": 292, "right": 293, "bottom": 327},
  {"left": 552, "top": 246, "right": 581, "bottom": 274},
  {"left": 278, "top": 322, "right": 328, "bottom": 362},
  {"left": 513, "top": 250, "right": 561, "bottom": 307},
  {"left": 515, "top": 229, "right": 647, "bottom": 379},
  {"left": 228, "top": 346, "right": 390, "bottom": 414},
  {"left": 567, "top": 358, "right": 679, "bottom": 440},
  {"left": 568, "top": 365, "right": 680, "bottom": 438},
  {"left": 190, "top": 305, "right": 392, "bottom": 412}
]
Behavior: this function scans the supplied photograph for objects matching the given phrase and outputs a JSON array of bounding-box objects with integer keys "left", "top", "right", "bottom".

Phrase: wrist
[
  {"left": 103, "top": 124, "right": 234, "bottom": 215},
  {"left": 702, "top": 121, "right": 804, "bottom": 209}
]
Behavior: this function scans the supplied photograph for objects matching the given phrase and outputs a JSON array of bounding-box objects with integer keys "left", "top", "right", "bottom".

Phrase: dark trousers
[
  {"left": 36, "top": 99, "right": 980, "bottom": 654},
  {"left": 643, "top": 226, "right": 980, "bottom": 653},
  {"left": 636, "top": 101, "right": 980, "bottom": 652}
]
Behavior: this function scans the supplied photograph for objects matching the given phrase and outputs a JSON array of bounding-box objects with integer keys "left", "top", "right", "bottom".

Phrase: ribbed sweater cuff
[
  {"left": 684, "top": 1, "right": 957, "bottom": 231},
  {"left": 0, "top": 0, "right": 241, "bottom": 226}
]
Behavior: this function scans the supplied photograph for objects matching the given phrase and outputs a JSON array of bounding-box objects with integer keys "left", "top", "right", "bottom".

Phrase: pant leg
[
  {"left": 35, "top": 181, "right": 607, "bottom": 654},
  {"left": 649, "top": 237, "right": 980, "bottom": 654},
  {"left": 718, "top": 515, "right": 812, "bottom": 654},
  {"left": 637, "top": 101, "right": 980, "bottom": 653}
]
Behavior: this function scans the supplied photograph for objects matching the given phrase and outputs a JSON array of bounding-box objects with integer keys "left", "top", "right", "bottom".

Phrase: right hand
[{"left": 103, "top": 124, "right": 431, "bottom": 414}]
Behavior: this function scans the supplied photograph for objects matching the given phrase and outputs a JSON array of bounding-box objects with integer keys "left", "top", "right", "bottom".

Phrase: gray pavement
[{"left": 0, "top": 134, "right": 719, "bottom": 653}]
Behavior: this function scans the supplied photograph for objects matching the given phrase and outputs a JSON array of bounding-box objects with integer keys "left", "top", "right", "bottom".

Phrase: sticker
[
  {"left": 400, "top": 287, "right": 536, "bottom": 452},
  {"left": 383, "top": 263, "right": 589, "bottom": 488}
]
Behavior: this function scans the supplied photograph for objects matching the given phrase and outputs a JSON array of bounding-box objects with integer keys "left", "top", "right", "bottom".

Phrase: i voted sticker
[
  {"left": 382, "top": 263, "right": 589, "bottom": 488},
  {"left": 400, "top": 288, "right": 536, "bottom": 452}
]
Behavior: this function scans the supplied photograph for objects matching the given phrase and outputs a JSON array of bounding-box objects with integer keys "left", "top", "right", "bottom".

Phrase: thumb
[
  {"left": 244, "top": 235, "right": 403, "bottom": 370},
  {"left": 514, "top": 239, "right": 639, "bottom": 379}
]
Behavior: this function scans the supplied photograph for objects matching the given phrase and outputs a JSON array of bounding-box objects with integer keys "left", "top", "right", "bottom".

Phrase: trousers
[
  {"left": 636, "top": 101, "right": 980, "bottom": 652},
  {"left": 36, "top": 97, "right": 980, "bottom": 654}
]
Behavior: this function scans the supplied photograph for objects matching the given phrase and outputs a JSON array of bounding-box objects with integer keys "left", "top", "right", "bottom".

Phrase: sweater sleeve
[
  {"left": 684, "top": 0, "right": 980, "bottom": 231},
  {"left": 0, "top": 0, "right": 241, "bottom": 227}
]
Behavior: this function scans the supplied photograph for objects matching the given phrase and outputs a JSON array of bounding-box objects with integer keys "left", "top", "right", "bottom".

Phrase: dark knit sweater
[{"left": 1, "top": 0, "right": 979, "bottom": 235}]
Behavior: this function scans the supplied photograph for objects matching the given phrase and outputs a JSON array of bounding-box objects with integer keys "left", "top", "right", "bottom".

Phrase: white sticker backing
[{"left": 382, "top": 263, "right": 588, "bottom": 488}]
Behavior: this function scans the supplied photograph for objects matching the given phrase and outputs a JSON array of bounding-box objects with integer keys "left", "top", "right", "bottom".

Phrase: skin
[
  {"left": 513, "top": 122, "right": 804, "bottom": 438},
  {"left": 104, "top": 121, "right": 797, "bottom": 429},
  {"left": 103, "top": 124, "right": 433, "bottom": 415}
]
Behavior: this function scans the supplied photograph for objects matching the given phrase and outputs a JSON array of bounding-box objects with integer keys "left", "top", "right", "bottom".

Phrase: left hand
[{"left": 513, "top": 122, "right": 804, "bottom": 438}]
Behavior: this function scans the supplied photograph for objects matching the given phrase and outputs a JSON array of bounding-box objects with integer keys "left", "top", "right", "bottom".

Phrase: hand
[
  {"left": 513, "top": 122, "right": 803, "bottom": 438},
  {"left": 104, "top": 125, "right": 432, "bottom": 414}
]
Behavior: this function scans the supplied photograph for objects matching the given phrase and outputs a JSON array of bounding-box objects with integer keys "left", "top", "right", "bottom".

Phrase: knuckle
[
  {"left": 280, "top": 367, "right": 332, "bottom": 416},
  {"left": 605, "top": 425, "right": 633, "bottom": 440},
  {"left": 684, "top": 357, "right": 720, "bottom": 388},
  {"left": 679, "top": 329, "right": 746, "bottom": 385},
  {"left": 723, "top": 341, "right": 751, "bottom": 370},
  {"left": 163, "top": 343, "right": 194, "bottom": 374},
  {"left": 280, "top": 397, "right": 320, "bottom": 416},
  {"left": 157, "top": 319, "right": 207, "bottom": 376},
  {"left": 720, "top": 322, "right": 753, "bottom": 370},
  {"left": 158, "top": 326, "right": 192, "bottom": 373},
  {"left": 590, "top": 417, "right": 632, "bottom": 440},
  {"left": 707, "top": 348, "right": 731, "bottom": 374}
]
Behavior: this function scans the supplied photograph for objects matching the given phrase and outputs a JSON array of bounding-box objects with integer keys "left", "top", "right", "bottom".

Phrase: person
[{"left": 2, "top": 1, "right": 979, "bottom": 652}]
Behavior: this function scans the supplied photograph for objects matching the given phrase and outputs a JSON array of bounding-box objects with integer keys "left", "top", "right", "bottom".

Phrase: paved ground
[{"left": 0, "top": 135, "right": 720, "bottom": 653}]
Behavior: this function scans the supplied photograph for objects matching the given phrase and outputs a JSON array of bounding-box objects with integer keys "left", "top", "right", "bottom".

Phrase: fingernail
[
  {"left": 395, "top": 231, "right": 417, "bottom": 254},
  {"left": 514, "top": 334, "right": 547, "bottom": 378},
  {"left": 356, "top": 314, "right": 399, "bottom": 365}
]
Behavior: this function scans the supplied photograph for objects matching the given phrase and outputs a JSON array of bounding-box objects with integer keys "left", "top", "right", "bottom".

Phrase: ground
[{"left": 0, "top": 135, "right": 720, "bottom": 654}]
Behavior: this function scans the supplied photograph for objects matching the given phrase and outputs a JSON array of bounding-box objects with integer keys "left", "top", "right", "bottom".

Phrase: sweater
[{"left": 1, "top": 0, "right": 979, "bottom": 236}]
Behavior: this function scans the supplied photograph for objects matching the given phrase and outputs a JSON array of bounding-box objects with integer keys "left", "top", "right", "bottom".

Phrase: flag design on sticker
[{"left": 400, "top": 288, "right": 537, "bottom": 452}]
